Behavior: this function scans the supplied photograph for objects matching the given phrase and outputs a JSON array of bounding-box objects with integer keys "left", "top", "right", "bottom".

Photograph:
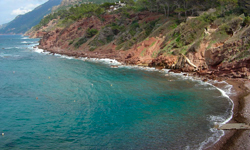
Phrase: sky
[{"left": 0, "top": 0, "right": 48, "bottom": 25}]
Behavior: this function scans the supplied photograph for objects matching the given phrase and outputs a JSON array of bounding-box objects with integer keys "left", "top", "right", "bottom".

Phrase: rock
[
  {"left": 203, "top": 78, "right": 208, "bottom": 82},
  {"left": 169, "top": 69, "right": 181, "bottom": 73},
  {"left": 155, "top": 66, "right": 164, "bottom": 70},
  {"left": 34, "top": 10, "right": 250, "bottom": 80},
  {"left": 111, "top": 65, "right": 118, "bottom": 68}
]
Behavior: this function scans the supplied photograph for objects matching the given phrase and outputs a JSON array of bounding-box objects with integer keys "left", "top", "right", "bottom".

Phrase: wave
[
  {"left": 4, "top": 47, "right": 14, "bottom": 50},
  {"left": 21, "top": 41, "right": 28, "bottom": 44},
  {"left": 114, "top": 64, "right": 159, "bottom": 71},
  {"left": 198, "top": 127, "right": 224, "bottom": 150},
  {"left": 32, "top": 47, "right": 234, "bottom": 149},
  {"left": 21, "top": 36, "right": 29, "bottom": 39},
  {"left": 209, "top": 115, "right": 229, "bottom": 124},
  {"left": 197, "top": 81, "right": 233, "bottom": 149},
  {"left": 171, "top": 76, "right": 234, "bottom": 150},
  {"left": 29, "top": 43, "right": 39, "bottom": 48},
  {"left": 0, "top": 53, "right": 19, "bottom": 58},
  {"left": 4, "top": 47, "right": 22, "bottom": 50},
  {"left": 33, "top": 47, "right": 48, "bottom": 54},
  {"left": 58, "top": 54, "right": 74, "bottom": 59}
]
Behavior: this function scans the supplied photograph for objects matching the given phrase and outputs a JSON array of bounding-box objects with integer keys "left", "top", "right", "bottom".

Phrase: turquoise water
[{"left": 0, "top": 35, "right": 232, "bottom": 149}]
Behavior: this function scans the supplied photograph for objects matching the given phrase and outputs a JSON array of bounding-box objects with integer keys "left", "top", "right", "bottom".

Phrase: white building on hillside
[{"left": 108, "top": 1, "right": 126, "bottom": 12}]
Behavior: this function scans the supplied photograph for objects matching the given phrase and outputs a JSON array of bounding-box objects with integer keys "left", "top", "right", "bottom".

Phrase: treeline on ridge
[{"left": 34, "top": 0, "right": 250, "bottom": 31}]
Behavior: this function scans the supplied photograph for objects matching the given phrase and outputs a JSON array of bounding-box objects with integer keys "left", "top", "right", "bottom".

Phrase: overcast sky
[{"left": 0, "top": 0, "right": 48, "bottom": 25}]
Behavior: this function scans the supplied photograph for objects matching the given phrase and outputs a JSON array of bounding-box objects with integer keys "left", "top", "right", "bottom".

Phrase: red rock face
[
  {"left": 203, "top": 41, "right": 250, "bottom": 78},
  {"left": 36, "top": 13, "right": 250, "bottom": 79},
  {"left": 38, "top": 15, "right": 119, "bottom": 51}
]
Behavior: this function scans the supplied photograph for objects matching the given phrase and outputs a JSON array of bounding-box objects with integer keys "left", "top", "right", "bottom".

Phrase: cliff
[{"left": 26, "top": 7, "right": 250, "bottom": 80}]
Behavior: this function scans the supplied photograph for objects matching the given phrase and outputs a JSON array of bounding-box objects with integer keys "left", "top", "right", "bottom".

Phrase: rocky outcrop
[{"left": 39, "top": 14, "right": 118, "bottom": 50}]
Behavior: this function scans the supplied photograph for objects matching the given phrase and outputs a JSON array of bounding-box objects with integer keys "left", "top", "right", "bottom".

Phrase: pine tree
[{"left": 239, "top": 0, "right": 250, "bottom": 15}]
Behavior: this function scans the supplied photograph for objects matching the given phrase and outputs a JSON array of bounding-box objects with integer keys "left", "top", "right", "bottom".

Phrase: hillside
[
  {"left": 52, "top": 0, "right": 117, "bottom": 12},
  {"left": 0, "top": 23, "right": 8, "bottom": 30},
  {"left": 0, "top": 0, "right": 62, "bottom": 34},
  {"left": 26, "top": 0, "right": 250, "bottom": 80},
  {"left": 23, "top": 1, "right": 250, "bottom": 149}
]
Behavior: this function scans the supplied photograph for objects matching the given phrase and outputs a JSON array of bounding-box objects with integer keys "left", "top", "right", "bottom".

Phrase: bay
[{"left": 0, "top": 35, "right": 232, "bottom": 149}]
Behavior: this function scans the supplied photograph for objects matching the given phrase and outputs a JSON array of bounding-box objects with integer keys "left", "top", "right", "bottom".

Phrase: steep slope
[
  {"left": 52, "top": 0, "right": 87, "bottom": 12},
  {"left": 0, "top": 0, "right": 62, "bottom": 34},
  {"left": 27, "top": 3, "right": 250, "bottom": 79}
]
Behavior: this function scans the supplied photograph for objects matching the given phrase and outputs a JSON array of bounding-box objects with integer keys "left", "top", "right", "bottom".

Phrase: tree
[
  {"left": 218, "top": 0, "right": 238, "bottom": 14},
  {"left": 239, "top": 0, "right": 250, "bottom": 15},
  {"left": 124, "top": 0, "right": 135, "bottom": 6}
]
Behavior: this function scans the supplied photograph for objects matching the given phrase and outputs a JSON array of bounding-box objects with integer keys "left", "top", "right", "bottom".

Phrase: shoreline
[
  {"left": 34, "top": 46, "right": 250, "bottom": 149},
  {"left": 206, "top": 79, "right": 250, "bottom": 150}
]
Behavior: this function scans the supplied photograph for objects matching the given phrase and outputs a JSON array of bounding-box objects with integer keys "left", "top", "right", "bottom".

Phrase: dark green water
[{"left": 0, "top": 35, "right": 233, "bottom": 149}]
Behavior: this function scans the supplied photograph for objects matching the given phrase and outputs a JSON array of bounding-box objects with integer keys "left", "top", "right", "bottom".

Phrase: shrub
[
  {"left": 89, "top": 46, "right": 96, "bottom": 51},
  {"left": 242, "top": 16, "right": 250, "bottom": 26},
  {"left": 199, "top": 13, "right": 217, "bottom": 23},
  {"left": 86, "top": 28, "right": 98, "bottom": 38},
  {"left": 144, "top": 19, "right": 159, "bottom": 36},
  {"left": 109, "top": 23, "right": 125, "bottom": 35},
  {"left": 129, "top": 20, "right": 140, "bottom": 36},
  {"left": 69, "top": 40, "right": 74, "bottom": 45},
  {"left": 116, "top": 43, "right": 124, "bottom": 50},
  {"left": 74, "top": 37, "right": 88, "bottom": 48}
]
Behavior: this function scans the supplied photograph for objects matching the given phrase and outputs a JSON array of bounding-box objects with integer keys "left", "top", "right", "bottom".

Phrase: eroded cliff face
[{"left": 28, "top": 12, "right": 250, "bottom": 79}]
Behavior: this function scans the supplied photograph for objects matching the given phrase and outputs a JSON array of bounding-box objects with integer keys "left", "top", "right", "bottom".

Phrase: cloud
[
  {"left": 0, "top": 0, "right": 48, "bottom": 24},
  {"left": 11, "top": 3, "right": 40, "bottom": 15},
  {"left": 11, "top": 8, "right": 31, "bottom": 15}
]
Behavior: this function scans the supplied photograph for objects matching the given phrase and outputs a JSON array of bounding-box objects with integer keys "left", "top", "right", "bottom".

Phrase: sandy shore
[{"left": 205, "top": 79, "right": 250, "bottom": 150}]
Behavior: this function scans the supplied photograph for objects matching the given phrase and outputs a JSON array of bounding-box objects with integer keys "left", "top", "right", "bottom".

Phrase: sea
[{"left": 0, "top": 35, "right": 233, "bottom": 149}]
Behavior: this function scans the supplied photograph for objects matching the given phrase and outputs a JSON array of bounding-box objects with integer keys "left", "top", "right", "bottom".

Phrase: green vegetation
[
  {"left": 31, "top": 0, "right": 250, "bottom": 35},
  {"left": 144, "top": 20, "right": 159, "bottom": 36},
  {"left": 199, "top": 13, "right": 217, "bottom": 23},
  {"left": 109, "top": 23, "right": 125, "bottom": 35},
  {"left": 27, "top": 0, "right": 250, "bottom": 65},
  {"left": 74, "top": 28, "right": 99, "bottom": 48},
  {"left": 34, "top": 3, "right": 105, "bottom": 30},
  {"left": 69, "top": 40, "right": 74, "bottom": 45},
  {"left": 32, "top": 0, "right": 246, "bottom": 34},
  {"left": 243, "top": 16, "right": 250, "bottom": 26},
  {"left": 74, "top": 37, "right": 88, "bottom": 48},
  {"left": 150, "top": 41, "right": 156, "bottom": 47},
  {"left": 115, "top": 43, "right": 125, "bottom": 50},
  {"left": 86, "top": 28, "right": 98, "bottom": 38},
  {"left": 140, "top": 48, "right": 147, "bottom": 57},
  {"left": 129, "top": 20, "right": 140, "bottom": 36}
]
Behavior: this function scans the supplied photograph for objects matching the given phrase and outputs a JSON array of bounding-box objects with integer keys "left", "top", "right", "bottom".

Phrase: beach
[{"left": 206, "top": 79, "right": 250, "bottom": 150}]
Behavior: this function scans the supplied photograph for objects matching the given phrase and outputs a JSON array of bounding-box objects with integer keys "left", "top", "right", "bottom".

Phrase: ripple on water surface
[{"left": 0, "top": 35, "right": 233, "bottom": 149}]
